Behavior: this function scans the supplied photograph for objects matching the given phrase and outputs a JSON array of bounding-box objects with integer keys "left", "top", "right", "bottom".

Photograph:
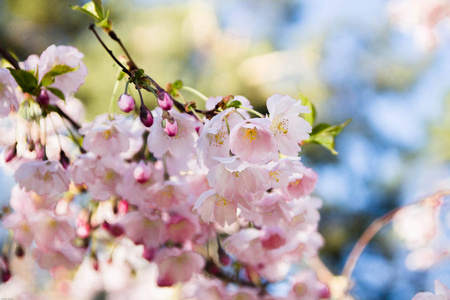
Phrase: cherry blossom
[
  {"left": 266, "top": 94, "right": 311, "bottom": 156},
  {"left": 0, "top": 68, "right": 19, "bottom": 117},
  {"left": 14, "top": 160, "right": 70, "bottom": 197}
]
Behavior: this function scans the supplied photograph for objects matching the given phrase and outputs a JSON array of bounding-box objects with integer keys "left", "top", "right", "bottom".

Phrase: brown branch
[{"left": 0, "top": 44, "right": 20, "bottom": 70}]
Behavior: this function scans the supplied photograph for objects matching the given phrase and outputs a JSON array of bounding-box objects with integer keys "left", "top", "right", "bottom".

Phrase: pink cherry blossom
[
  {"left": 196, "top": 108, "right": 233, "bottom": 168},
  {"left": 147, "top": 108, "right": 198, "bottom": 159},
  {"left": 133, "top": 160, "right": 152, "bottom": 183},
  {"left": 0, "top": 68, "right": 19, "bottom": 117},
  {"left": 79, "top": 114, "right": 130, "bottom": 156},
  {"left": 412, "top": 280, "right": 450, "bottom": 300},
  {"left": 267, "top": 94, "right": 312, "bottom": 156},
  {"left": 155, "top": 248, "right": 205, "bottom": 287},
  {"left": 14, "top": 160, "right": 70, "bottom": 197},
  {"left": 286, "top": 165, "right": 318, "bottom": 198},
  {"left": 229, "top": 118, "right": 278, "bottom": 164},
  {"left": 35, "top": 45, "right": 88, "bottom": 102},
  {"left": 194, "top": 189, "right": 238, "bottom": 227}
]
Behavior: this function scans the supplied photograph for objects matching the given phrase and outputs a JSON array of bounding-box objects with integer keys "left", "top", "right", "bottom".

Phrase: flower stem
[
  {"left": 181, "top": 86, "right": 208, "bottom": 102},
  {"left": 240, "top": 106, "right": 264, "bottom": 118},
  {"left": 109, "top": 77, "right": 121, "bottom": 119}
]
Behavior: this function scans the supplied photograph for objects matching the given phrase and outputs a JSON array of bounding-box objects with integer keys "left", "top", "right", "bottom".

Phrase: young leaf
[
  {"left": 40, "top": 64, "right": 78, "bottom": 86},
  {"left": 8, "top": 68, "right": 38, "bottom": 94},
  {"left": 172, "top": 80, "right": 183, "bottom": 90},
  {"left": 305, "top": 119, "right": 351, "bottom": 155},
  {"left": 93, "top": 0, "right": 105, "bottom": 20},
  {"left": 226, "top": 100, "right": 242, "bottom": 109},
  {"left": 45, "top": 87, "right": 65, "bottom": 101},
  {"left": 299, "top": 93, "right": 316, "bottom": 126},
  {"left": 70, "top": 2, "right": 101, "bottom": 21}
]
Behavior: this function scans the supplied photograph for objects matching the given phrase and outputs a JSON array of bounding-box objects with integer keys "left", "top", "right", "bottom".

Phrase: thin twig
[
  {"left": 108, "top": 30, "right": 138, "bottom": 71},
  {"left": 341, "top": 190, "right": 450, "bottom": 283},
  {"left": 0, "top": 44, "right": 20, "bottom": 70},
  {"left": 88, "top": 24, "right": 131, "bottom": 77}
]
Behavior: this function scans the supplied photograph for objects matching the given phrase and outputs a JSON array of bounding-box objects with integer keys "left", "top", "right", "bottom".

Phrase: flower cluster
[{"left": 0, "top": 40, "right": 333, "bottom": 299}]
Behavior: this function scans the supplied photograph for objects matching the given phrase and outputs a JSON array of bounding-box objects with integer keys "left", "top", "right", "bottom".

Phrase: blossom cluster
[{"left": 0, "top": 44, "right": 332, "bottom": 299}]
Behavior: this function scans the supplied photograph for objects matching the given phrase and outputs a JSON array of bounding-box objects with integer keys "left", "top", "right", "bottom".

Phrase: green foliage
[
  {"left": 305, "top": 119, "right": 351, "bottom": 155},
  {"left": 45, "top": 87, "right": 65, "bottom": 100},
  {"left": 8, "top": 68, "right": 38, "bottom": 94},
  {"left": 226, "top": 100, "right": 242, "bottom": 109},
  {"left": 299, "top": 93, "right": 316, "bottom": 126},
  {"left": 40, "top": 64, "right": 78, "bottom": 86},
  {"left": 172, "top": 80, "right": 183, "bottom": 90},
  {"left": 70, "top": 1, "right": 110, "bottom": 31}
]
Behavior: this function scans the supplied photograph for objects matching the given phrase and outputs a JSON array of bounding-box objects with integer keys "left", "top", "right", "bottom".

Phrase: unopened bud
[
  {"left": 118, "top": 93, "right": 135, "bottom": 113},
  {"left": 117, "top": 200, "right": 129, "bottom": 214},
  {"left": 133, "top": 161, "right": 151, "bottom": 183},
  {"left": 37, "top": 89, "right": 50, "bottom": 106},
  {"left": 35, "top": 142, "right": 45, "bottom": 160},
  {"left": 140, "top": 104, "right": 153, "bottom": 127},
  {"left": 162, "top": 118, "right": 178, "bottom": 137},
  {"left": 157, "top": 90, "right": 173, "bottom": 111},
  {"left": 59, "top": 150, "right": 70, "bottom": 169},
  {"left": 15, "top": 244, "right": 24, "bottom": 258},
  {"left": 142, "top": 246, "right": 156, "bottom": 262},
  {"left": 4, "top": 143, "right": 17, "bottom": 163},
  {"left": 102, "top": 221, "right": 124, "bottom": 237}
]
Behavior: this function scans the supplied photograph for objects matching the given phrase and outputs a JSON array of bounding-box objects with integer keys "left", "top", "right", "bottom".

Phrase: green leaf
[
  {"left": 305, "top": 119, "right": 351, "bottom": 155},
  {"left": 299, "top": 93, "right": 316, "bottom": 126},
  {"left": 8, "top": 68, "right": 38, "bottom": 94},
  {"left": 40, "top": 64, "right": 78, "bottom": 87},
  {"left": 93, "top": 0, "right": 105, "bottom": 20},
  {"left": 226, "top": 100, "right": 242, "bottom": 109},
  {"left": 70, "top": 2, "right": 101, "bottom": 21},
  {"left": 172, "top": 80, "right": 183, "bottom": 90},
  {"left": 46, "top": 64, "right": 78, "bottom": 77},
  {"left": 45, "top": 87, "right": 65, "bottom": 101}
]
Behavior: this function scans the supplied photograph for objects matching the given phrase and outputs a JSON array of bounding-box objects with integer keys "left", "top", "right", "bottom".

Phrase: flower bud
[
  {"left": 4, "top": 143, "right": 17, "bottom": 163},
  {"left": 133, "top": 161, "right": 151, "bottom": 183},
  {"left": 37, "top": 89, "right": 50, "bottom": 106},
  {"left": 140, "top": 104, "right": 154, "bottom": 127},
  {"left": 35, "top": 142, "right": 45, "bottom": 160},
  {"left": 59, "top": 150, "right": 70, "bottom": 169},
  {"left": 102, "top": 221, "right": 125, "bottom": 237},
  {"left": 162, "top": 118, "right": 178, "bottom": 137},
  {"left": 117, "top": 200, "right": 129, "bottom": 214},
  {"left": 118, "top": 93, "right": 135, "bottom": 113},
  {"left": 157, "top": 90, "right": 173, "bottom": 111}
]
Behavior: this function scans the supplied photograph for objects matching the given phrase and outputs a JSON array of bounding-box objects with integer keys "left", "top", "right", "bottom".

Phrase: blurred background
[{"left": 1, "top": 0, "right": 450, "bottom": 299}]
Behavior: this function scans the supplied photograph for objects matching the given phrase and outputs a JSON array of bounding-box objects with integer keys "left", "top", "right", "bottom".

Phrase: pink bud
[
  {"left": 102, "top": 221, "right": 124, "bottom": 237},
  {"left": 143, "top": 247, "right": 156, "bottom": 262},
  {"left": 117, "top": 200, "right": 129, "bottom": 214},
  {"left": 140, "top": 105, "right": 154, "bottom": 127},
  {"left": 260, "top": 227, "right": 286, "bottom": 250},
  {"left": 318, "top": 282, "right": 331, "bottom": 299},
  {"left": 37, "top": 89, "right": 50, "bottom": 105},
  {"left": 118, "top": 93, "right": 135, "bottom": 113},
  {"left": 4, "top": 143, "right": 17, "bottom": 163},
  {"left": 157, "top": 91, "right": 173, "bottom": 111},
  {"left": 133, "top": 161, "right": 151, "bottom": 183},
  {"left": 35, "top": 142, "right": 45, "bottom": 160},
  {"left": 162, "top": 119, "right": 178, "bottom": 137}
]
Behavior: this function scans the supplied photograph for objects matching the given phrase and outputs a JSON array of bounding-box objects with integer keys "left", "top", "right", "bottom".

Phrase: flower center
[{"left": 244, "top": 128, "right": 258, "bottom": 141}]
